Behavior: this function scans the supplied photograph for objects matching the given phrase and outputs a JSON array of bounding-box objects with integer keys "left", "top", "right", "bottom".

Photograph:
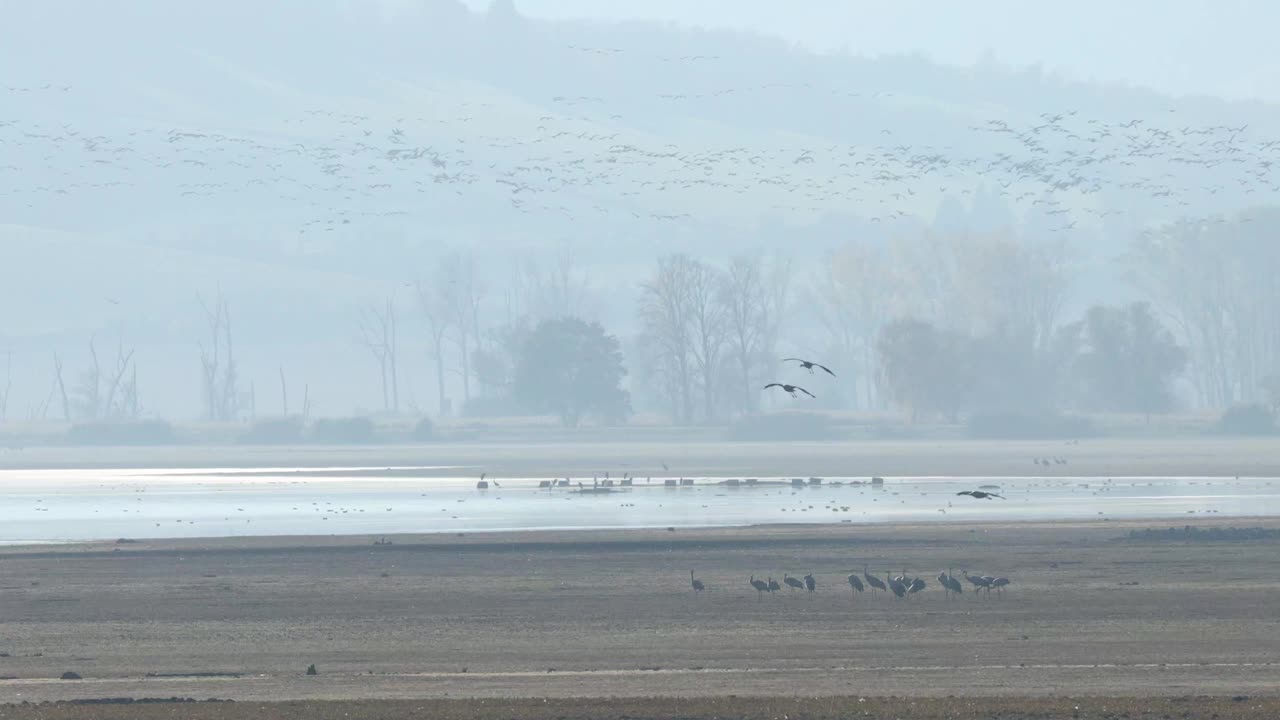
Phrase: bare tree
[
  {"left": 416, "top": 278, "right": 453, "bottom": 416},
  {"left": 358, "top": 294, "right": 400, "bottom": 413},
  {"left": 197, "top": 291, "right": 238, "bottom": 421},
  {"left": 686, "top": 259, "right": 729, "bottom": 422},
  {"left": 721, "top": 257, "right": 762, "bottom": 414},
  {"left": 639, "top": 255, "right": 696, "bottom": 423},
  {"left": 279, "top": 366, "right": 289, "bottom": 416},
  {"left": 950, "top": 234, "right": 1073, "bottom": 352},
  {"left": 1131, "top": 221, "right": 1236, "bottom": 407},
  {"left": 52, "top": 354, "right": 70, "bottom": 421},
  {"left": 517, "top": 244, "right": 590, "bottom": 322},
  {"left": 813, "top": 242, "right": 886, "bottom": 409},
  {"left": 443, "top": 253, "right": 483, "bottom": 407},
  {"left": 56, "top": 337, "right": 139, "bottom": 421},
  {"left": 887, "top": 231, "right": 960, "bottom": 327},
  {"left": 720, "top": 256, "right": 773, "bottom": 415},
  {"left": 120, "top": 362, "right": 140, "bottom": 420},
  {"left": 101, "top": 339, "right": 135, "bottom": 419},
  {"left": 760, "top": 255, "right": 794, "bottom": 410},
  {"left": 1131, "top": 210, "right": 1280, "bottom": 408},
  {"left": 72, "top": 337, "right": 102, "bottom": 421},
  {"left": 246, "top": 380, "right": 257, "bottom": 421}
]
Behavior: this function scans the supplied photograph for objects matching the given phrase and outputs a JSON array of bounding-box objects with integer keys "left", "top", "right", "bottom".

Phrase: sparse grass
[
  {"left": 3, "top": 696, "right": 1278, "bottom": 720},
  {"left": 1122, "top": 525, "right": 1280, "bottom": 542}
]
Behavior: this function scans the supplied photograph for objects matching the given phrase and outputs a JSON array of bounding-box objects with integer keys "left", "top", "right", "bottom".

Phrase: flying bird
[
  {"left": 957, "top": 490, "right": 1005, "bottom": 500},
  {"left": 783, "top": 358, "right": 835, "bottom": 376},
  {"left": 764, "top": 383, "right": 815, "bottom": 398}
]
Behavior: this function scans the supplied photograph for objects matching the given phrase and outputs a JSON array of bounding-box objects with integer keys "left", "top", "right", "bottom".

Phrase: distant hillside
[
  {"left": 2, "top": 0, "right": 1277, "bottom": 417},
  {"left": 4, "top": 0, "right": 1275, "bottom": 249}
]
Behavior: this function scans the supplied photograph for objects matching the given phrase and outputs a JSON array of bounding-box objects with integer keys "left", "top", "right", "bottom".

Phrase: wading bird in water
[
  {"left": 764, "top": 383, "right": 815, "bottom": 398},
  {"left": 783, "top": 358, "right": 835, "bottom": 376}
]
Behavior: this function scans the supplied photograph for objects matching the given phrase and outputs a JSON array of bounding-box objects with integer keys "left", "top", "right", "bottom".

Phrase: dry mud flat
[
  {"left": 3, "top": 519, "right": 1280, "bottom": 709},
  {"left": 3, "top": 696, "right": 1279, "bottom": 720}
]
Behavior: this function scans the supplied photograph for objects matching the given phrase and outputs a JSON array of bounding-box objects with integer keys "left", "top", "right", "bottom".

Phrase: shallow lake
[{"left": 2, "top": 467, "right": 1277, "bottom": 542}]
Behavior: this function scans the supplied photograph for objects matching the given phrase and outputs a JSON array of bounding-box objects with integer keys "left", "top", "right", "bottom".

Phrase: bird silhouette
[
  {"left": 764, "top": 383, "right": 815, "bottom": 398},
  {"left": 990, "top": 576, "right": 1010, "bottom": 597},
  {"left": 957, "top": 490, "right": 1005, "bottom": 500},
  {"left": 783, "top": 358, "right": 835, "bottom": 376},
  {"left": 907, "top": 576, "right": 926, "bottom": 597},
  {"left": 938, "top": 569, "right": 964, "bottom": 599},
  {"left": 886, "top": 571, "right": 907, "bottom": 599},
  {"left": 847, "top": 573, "right": 864, "bottom": 595},
  {"left": 963, "top": 570, "right": 992, "bottom": 594},
  {"left": 863, "top": 564, "right": 886, "bottom": 595},
  {"left": 690, "top": 570, "right": 705, "bottom": 594}
]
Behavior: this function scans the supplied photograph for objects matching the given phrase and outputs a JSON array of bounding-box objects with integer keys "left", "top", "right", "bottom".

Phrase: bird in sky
[
  {"left": 783, "top": 358, "right": 835, "bottom": 376},
  {"left": 764, "top": 383, "right": 815, "bottom": 398}
]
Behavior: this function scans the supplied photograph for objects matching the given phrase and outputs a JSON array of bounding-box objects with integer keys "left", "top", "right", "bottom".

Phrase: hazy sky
[{"left": 458, "top": 0, "right": 1278, "bottom": 104}]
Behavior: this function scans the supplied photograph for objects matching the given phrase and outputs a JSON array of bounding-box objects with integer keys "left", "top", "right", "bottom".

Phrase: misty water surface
[{"left": 2, "top": 468, "right": 1277, "bottom": 542}]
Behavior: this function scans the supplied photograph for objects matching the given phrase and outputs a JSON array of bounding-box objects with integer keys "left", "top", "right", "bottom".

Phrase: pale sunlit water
[{"left": 2, "top": 468, "right": 1277, "bottom": 542}]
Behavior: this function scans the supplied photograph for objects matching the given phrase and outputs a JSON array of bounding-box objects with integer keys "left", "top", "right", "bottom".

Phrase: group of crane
[
  {"left": 690, "top": 566, "right": 1011, "bottom": 600},
  {"left": 764, "top": 357, "right": 835, "bottom": 399}
]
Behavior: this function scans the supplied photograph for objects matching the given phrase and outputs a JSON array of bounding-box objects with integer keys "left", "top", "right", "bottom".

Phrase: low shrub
[
  {"left": 1215, "top": 403, "right": 1277, "bottom": 436},
  {"left": 725, "top": 412, "right": 839, "bottom": 442},
  {"left": 461, "top": 395, "right": 526, "bottom": 418},
  {"left": 967, "top": 411, "right": 1097, "bottom": 440},
  {"left": 238, "top": 417, "right": 305, "bottom": 445},
  {"left": 65, "top": 420, "right": 175, "bottom": 446},
  {"left": 310, "top": 416, "right": 377, "bottom": 444},
  {"left": 412, "top": 417, "right": 435, "bottom": 441}
]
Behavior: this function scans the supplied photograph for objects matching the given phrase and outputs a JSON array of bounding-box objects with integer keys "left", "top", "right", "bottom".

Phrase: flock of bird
[
  {"left": 688, "top": 566, "right": 1012, "bottom": 600},
  {"left": 764, "top": 357, "right": 835, "bottom": 399},
  {"left": 4, "top": 66, "right": 1278, "bottom": 238},
  {"left": 762, "top": 361, "right": 1036, "bottom": 502}
]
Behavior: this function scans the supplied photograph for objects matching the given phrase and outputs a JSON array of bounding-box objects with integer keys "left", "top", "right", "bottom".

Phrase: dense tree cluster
[
  {"left": 512, "top": 318, "right": 630, "bottom": 427},
  {"left": 874, "top": 302, "right": 1186, "bottom": 422},
  {"left": 338, "top": 226, "right": 1245, "bottom": 427}
]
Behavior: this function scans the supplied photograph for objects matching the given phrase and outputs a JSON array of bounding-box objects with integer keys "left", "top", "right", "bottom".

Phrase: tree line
[
  {"left": 333, "top": 234, "right": 1215, "bottom": 429},
  {"left": 224, "top": 218, "right": 1280, "bottom": 427},
  {"left": 18, "top": 215, "right": 1280, "bottom": 428}
]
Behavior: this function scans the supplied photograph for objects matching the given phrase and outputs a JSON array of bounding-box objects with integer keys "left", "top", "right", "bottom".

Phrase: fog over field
[
  {"left": 3, "top": 0, "right": 1278, "bottom": 432},
  {"left": 8, "top": 7, "right": 1280, "bottom": 713}
]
